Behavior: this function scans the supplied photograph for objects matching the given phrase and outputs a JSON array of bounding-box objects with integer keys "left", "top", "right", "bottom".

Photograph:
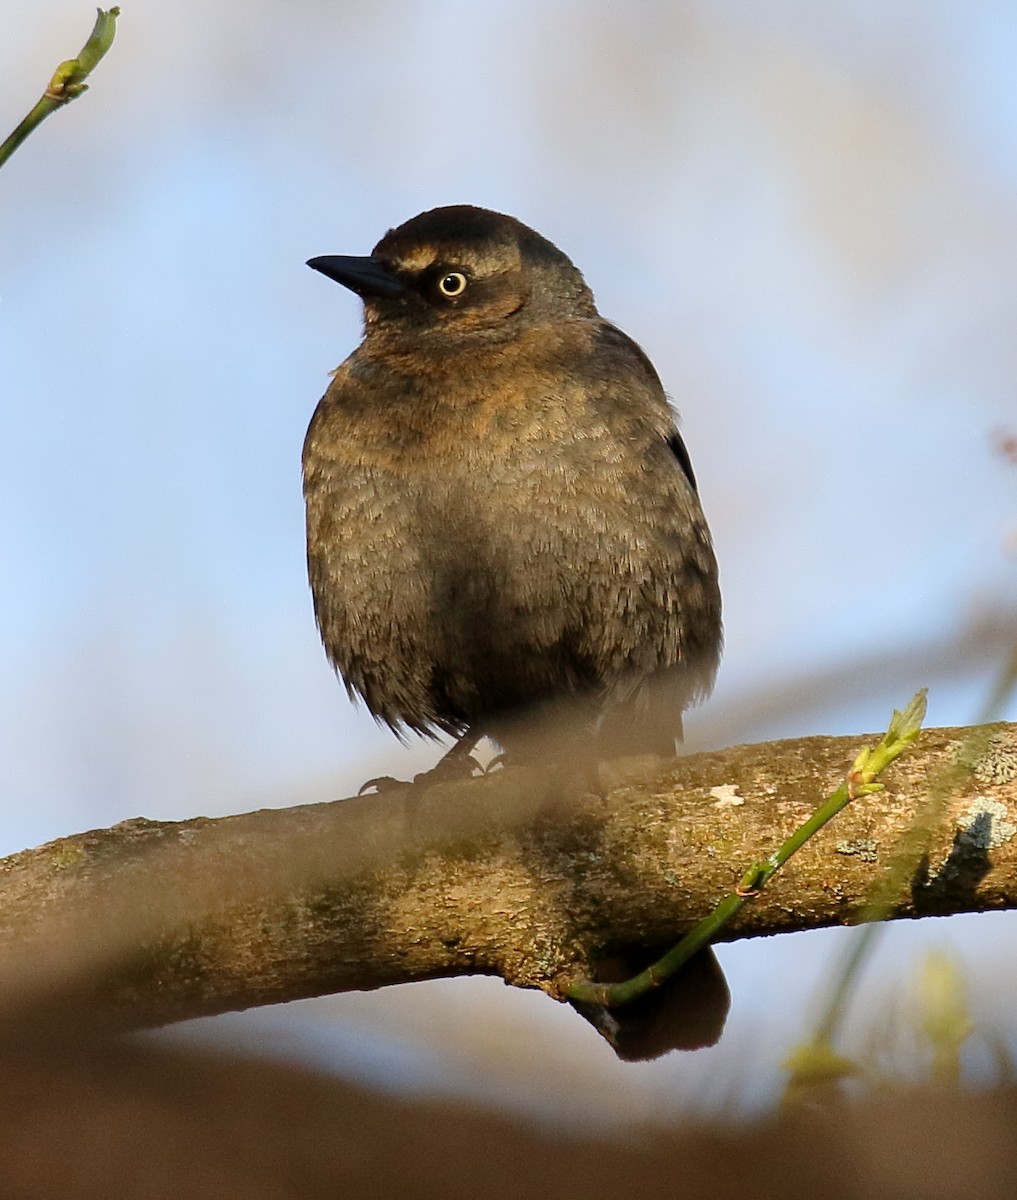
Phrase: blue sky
[{"left": 3, "top": 0, "right": 1017, "bottom": 1120}]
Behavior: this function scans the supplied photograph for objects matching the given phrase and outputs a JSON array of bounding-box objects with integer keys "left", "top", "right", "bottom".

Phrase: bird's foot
[
  {"left": 413, "top": 752, "right": 483, "bottom": 788},
  {"left": 358, "top": 753, "right": 483, "bottom": 796}
]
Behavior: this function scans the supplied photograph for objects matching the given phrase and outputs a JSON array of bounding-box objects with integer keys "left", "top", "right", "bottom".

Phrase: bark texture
[{"left": 1, "top": 722, "right": 1015, "bottom": 1030}]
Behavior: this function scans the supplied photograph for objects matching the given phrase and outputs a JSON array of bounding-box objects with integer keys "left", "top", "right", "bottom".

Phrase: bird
[{"left": 302, "top": 205, "right": 726, "bottom": 1056}]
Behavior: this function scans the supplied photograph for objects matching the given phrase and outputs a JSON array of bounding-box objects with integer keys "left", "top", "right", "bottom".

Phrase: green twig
[
  {"left": 0, "top": 8, "right": 120, "bottom": 171},
  {"left": 567, "top": 690, "right": 928, "bottom": 1008}
]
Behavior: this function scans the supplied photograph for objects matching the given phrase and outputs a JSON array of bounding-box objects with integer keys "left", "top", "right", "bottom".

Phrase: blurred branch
[
  {"left": 687, "top": 604, "right": 1017, "bottom": 749},
  {"left": 4, "top": 1027, "right": 1017, "bottom": 1198},
  {"left": 0, "top": 8, "right": 120, "bottom": 171},
  {"left": 0, "top": 720, "right": 1015, "bottom": 1033}
]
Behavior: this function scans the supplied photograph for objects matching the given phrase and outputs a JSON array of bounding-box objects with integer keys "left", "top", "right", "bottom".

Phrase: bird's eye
[{"left": 436, "top": 271, "right": 468, "bottom": 298}]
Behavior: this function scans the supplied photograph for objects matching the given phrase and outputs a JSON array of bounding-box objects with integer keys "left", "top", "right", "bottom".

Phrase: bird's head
[{"left": 308, "top": 205, "right": 597, "bottom": 340}]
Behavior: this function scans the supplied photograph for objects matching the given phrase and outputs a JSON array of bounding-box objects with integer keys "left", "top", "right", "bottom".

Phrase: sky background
[{"left": 3, "top": 0, "right": 1017, "bottom": 1125}]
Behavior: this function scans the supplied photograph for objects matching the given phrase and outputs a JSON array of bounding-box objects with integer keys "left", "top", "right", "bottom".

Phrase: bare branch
[{"left": 1, "top": 721, "right": 1015, "bottom": 1031}]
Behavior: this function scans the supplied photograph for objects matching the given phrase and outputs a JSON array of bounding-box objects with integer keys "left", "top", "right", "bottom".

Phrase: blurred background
[{"left": 2, "top": 0, "right": 1016, "bottom": 1127}]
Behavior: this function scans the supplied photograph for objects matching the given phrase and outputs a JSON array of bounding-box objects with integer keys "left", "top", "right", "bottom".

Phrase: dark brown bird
[
  {"left": 303, "top": 205, "right": 726, "bottom": 1056},
  {"left": 303, "top": 205, "right": 721, "bottom": 763}
]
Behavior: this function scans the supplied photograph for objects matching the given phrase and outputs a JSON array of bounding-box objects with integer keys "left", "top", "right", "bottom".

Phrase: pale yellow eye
[{"left": 436, "top": 271, "right": 468, "bottom": 297}]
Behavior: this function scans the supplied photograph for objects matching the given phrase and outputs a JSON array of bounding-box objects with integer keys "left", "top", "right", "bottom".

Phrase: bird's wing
[{"left": 665, "top": 429, "right": 698, "bottom": 493}]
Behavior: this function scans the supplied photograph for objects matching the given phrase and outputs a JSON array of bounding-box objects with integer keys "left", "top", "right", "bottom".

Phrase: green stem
[
  {"left": 809, "top": 921, "right": 882, "bottom": 1046},
  {"left": 567, "top": 690, "right": 928, "bottom": 1008},
  {"left": 0, "top": 8, "right": 120, "bottom": 171}
]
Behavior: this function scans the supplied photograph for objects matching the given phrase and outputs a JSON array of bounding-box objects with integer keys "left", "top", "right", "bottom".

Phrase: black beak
[{"left": 306, "top": 255, "right": 406, "bottom": 299}]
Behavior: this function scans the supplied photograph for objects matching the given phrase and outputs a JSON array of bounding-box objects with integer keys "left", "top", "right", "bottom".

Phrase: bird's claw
[{"left": 357, "top": 775, "right": 412, "bottom": 796}]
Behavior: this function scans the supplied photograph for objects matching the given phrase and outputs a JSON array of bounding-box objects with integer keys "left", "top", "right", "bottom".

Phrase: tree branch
[{"left": 2, "top": 721, "right": 1015, "bottom": 1031}]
